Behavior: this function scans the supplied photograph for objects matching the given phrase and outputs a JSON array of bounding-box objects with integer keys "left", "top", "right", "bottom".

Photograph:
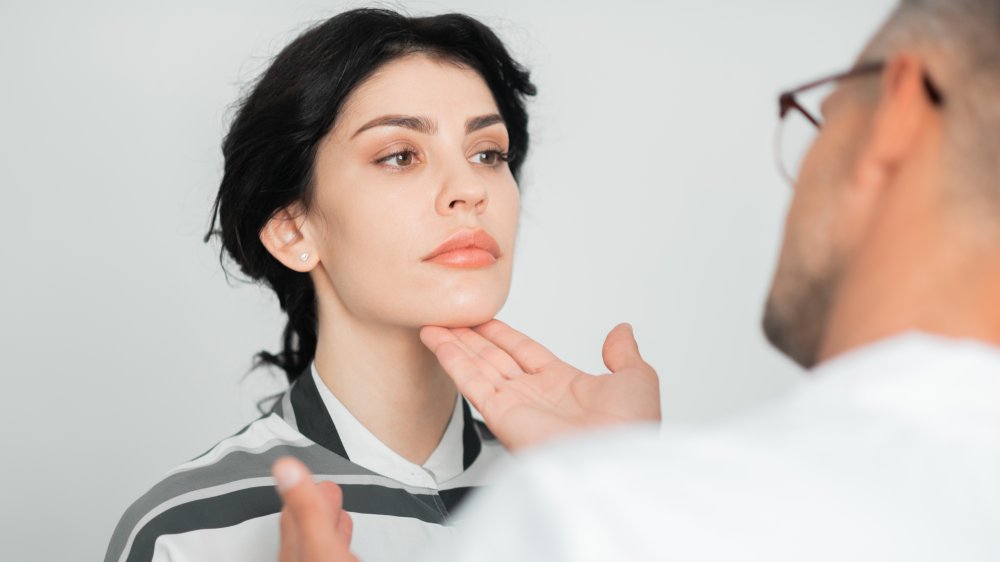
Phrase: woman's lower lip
[{"left": 425, "top": 249, "right": 498, "bottom": 268}]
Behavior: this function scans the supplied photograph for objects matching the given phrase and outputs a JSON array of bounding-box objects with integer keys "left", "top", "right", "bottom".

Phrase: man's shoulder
[{"left": 451, "top": 404, "right": 1000, "bottom": 562}]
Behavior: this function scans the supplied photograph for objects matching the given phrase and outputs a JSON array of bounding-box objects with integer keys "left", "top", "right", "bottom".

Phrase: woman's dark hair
[{"left": 205, "top": 8, "right": 536, "bottom": 383}]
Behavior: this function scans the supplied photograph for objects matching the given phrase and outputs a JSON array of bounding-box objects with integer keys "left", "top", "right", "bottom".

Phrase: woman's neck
[{"left": 312, "top": 311, "right": 458, "bottom": 466}]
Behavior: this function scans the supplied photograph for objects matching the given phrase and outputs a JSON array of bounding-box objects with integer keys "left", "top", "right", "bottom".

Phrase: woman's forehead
[{"left": 337, "top": 54, "right": 500, "bottom": 128}]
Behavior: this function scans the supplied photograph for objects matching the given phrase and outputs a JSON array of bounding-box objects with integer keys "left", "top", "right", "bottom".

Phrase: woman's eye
[
  {"left": 378, "top": 150, "right": 416, "bottom": 168},
  {"left": 470, "top": 150, "right": 508, "bottom": 167}
]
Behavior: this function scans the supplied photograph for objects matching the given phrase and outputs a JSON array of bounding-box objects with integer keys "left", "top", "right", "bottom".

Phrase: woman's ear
[{"left": 260, "top": 205, "right": 318, "bottom": 272}]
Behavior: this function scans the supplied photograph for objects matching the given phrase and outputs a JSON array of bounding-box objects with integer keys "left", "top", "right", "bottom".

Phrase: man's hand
[
  {"left": 273, "top": 457, "right": 358, "bottom": 562},
  {"left": 420, "top": 320, "right": 660, "bottom": 450}
]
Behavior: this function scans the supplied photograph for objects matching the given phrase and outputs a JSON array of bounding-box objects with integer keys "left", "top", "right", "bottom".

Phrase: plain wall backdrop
[{"left": 0, "top": 0, "right": 896, "bottom": 560}]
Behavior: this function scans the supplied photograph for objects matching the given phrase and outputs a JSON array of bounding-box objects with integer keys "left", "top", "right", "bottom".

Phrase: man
[{"left": 273, "top": 0, "right": 1000, "bottom": 559}]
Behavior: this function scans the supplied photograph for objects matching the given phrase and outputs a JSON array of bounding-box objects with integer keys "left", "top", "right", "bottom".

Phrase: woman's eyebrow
[
  {"left": 352, "top": 115, "right": 436, "bottom": 138},
  {"left": 466, "top": 113, "right": 504, "bottom": 133},
  {"left": 350, "top": 113, "right": 504, "bottom": 139}
]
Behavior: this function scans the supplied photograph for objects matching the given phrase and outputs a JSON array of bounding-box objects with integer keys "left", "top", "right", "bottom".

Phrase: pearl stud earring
[{"left": 298, "top": 252, "right": 309, "bottom": 263}]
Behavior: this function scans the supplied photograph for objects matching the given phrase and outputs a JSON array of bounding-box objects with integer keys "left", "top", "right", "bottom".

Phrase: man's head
[{"left": 764, "top": 0, "right": 1000, "bottom": 368}]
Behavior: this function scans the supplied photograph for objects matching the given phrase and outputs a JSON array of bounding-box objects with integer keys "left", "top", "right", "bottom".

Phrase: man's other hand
[{"left": 272, "top": 457, "right": 358, "bottom": 562}]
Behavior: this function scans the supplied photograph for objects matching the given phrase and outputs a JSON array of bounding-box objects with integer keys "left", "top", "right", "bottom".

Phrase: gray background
[{"left": 0, "top": 0, "right": 895, "bottom": 560}]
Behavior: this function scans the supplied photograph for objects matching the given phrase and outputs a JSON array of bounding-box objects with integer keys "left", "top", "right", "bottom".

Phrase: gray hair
[{"left": 867, "top": 0, "right": 1000, "bottom": 201}]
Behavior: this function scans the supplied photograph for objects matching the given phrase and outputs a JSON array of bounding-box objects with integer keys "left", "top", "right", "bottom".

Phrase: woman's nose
[{"left": 436, "top": 170, "right": 488, "bottom": 215}]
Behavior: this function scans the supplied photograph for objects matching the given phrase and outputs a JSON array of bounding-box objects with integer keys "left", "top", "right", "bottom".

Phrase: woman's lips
[{"left": 423, "top": 229, "right": 501, "bottom": 269}]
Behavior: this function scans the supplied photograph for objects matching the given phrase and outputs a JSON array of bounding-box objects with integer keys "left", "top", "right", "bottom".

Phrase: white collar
[
  {"left": 803, "top": 331, "right": 1000, "bottom": 441},
  {"left": 310, "top": 364, "right": 466, "bottom": 490}
]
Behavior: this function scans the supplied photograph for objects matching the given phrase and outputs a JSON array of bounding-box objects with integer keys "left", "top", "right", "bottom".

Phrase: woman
[{"left": 104, "top": 8, "right": 535, "bottom": 562}]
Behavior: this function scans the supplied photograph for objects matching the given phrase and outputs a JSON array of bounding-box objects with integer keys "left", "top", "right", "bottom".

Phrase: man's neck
[{"left": 819, "top": 205, "right": 1000, "bottom": 363}]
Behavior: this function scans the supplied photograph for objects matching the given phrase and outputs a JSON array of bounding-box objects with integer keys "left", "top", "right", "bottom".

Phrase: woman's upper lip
[{"left": 423, "top": 229, "right": 502, "bottom": 260}]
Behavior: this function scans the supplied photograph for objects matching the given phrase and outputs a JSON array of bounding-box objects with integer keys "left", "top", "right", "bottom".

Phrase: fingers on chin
[
  {"left": 473, "top": 319, "right": 503, "bottom": 336},
  {"left": 419, "top": 326, "right": 445, "bottom": 346}
]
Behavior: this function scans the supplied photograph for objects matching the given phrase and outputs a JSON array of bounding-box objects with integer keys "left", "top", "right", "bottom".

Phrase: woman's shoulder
[{"left": 103, "top": 412, "right": 310, "bottom": 562}]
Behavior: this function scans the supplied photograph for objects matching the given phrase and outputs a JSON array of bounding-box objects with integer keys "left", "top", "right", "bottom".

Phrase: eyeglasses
[{"left": 775, "top": 60, "right": 945, "bottom": 186}]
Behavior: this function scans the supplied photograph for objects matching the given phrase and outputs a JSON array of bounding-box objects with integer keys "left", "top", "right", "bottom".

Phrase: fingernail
[{"left": 273, "top": 459, "right": 303, "bottom": 493}]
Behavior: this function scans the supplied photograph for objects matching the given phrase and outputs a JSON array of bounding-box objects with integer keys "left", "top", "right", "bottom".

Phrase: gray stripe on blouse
[{"left": 105, "top": 426, "right": 435, "bottom": 562}]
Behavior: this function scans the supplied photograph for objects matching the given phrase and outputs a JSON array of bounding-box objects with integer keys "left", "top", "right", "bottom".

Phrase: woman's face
[{"left": 302, "top": 54, "right": 520, "bottom": 329}]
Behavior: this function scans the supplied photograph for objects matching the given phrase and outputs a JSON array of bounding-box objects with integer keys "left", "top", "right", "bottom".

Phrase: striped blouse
[{"left": 105, "top": 365, "right": 506, "bottom": 562}]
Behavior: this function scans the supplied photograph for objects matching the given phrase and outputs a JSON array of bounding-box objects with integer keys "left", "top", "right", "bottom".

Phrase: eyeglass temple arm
[
  {"left": 778, "top": 94, "right": 821, "bottom": 127},
  {"left": 777, "top": 60, "right": 943, "bottom": 120}
]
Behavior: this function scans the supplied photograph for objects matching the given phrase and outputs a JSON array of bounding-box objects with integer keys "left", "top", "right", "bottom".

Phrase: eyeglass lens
[{"left": 776, "top": 80, "right": 837, "bottom": 184}]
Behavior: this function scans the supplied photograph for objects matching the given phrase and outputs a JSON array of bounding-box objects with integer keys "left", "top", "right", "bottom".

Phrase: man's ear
[
  {"left": 854, "top": 53, "right": 936, "bottom": 190},
  {"left": 260, "top": 204, "right": 318, "bottom": 272}
]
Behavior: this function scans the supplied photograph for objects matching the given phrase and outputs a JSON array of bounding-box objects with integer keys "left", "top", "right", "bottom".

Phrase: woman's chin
[
  {"left": 419, "top": 294, "right": 507, "bottom": 329},
  {"left": 424, "top": 306, "right": 501, "bottom": 329}
]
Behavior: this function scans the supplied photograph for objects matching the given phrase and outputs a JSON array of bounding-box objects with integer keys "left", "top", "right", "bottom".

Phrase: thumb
[
  {"left": 602, "top": 323, "right": 647, "bottom": 373},
  {"left": 319, "top": 482, "right": 353, "bottom": 545},
  {"left": 273, "top": 457, "right": 339, "bottom": 552}
]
